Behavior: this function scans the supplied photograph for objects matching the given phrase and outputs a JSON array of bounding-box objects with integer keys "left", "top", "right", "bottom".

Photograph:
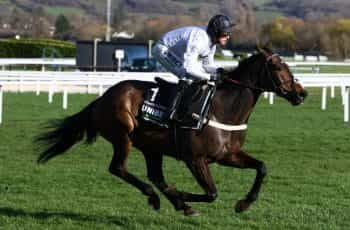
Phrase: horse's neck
[
  {"left": 210, "top": 55, "right": 266, "bottom": 125},
  {"left": 211, "top": 86, "right": 260, "bottom": 125}
]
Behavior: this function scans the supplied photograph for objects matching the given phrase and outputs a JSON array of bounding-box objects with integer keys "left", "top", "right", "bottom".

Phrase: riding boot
[
  {"left": 194, "top": 83, "right": 217, "bottom": 131},
  {"left": 168, "top": 80, "right": 189, "bottom": 121},
  {"left": 169, "top": 91, "right": 184, "bottom": 120}
]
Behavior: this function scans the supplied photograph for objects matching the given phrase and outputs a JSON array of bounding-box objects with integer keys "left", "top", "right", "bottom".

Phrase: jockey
[{"left": 152, "top": 14, "right": 235, "bottom": 123}]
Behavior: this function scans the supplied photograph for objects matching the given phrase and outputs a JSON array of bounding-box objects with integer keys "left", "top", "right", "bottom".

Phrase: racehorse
[{"left": 36, "top": 47, "right": 307, "bottom": 216}]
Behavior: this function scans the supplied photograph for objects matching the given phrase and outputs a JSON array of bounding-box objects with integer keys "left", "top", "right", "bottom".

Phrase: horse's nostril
[{"left": 299, "top": 90, "right": 308, "bottom": 99}]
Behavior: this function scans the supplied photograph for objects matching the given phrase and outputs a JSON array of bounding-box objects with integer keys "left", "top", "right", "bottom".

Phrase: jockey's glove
[
  {"left": 216, "top": 67, "right": 225, "bottom": 77},
  {"left": 210, "top": 74, "right": 220, "bottom": 82},
  {"left": 210, "top": 68, "right": 226, "bottom": 82},
  {"left": 217, "top": 67, "right": 234, "bottom": 76}
]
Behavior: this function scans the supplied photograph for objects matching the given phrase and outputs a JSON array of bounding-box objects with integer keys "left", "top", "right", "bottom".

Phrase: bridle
[
  {"left": 225, "top": 52, "right": 296, "bottom": 95},
  {"left": 264, "top": 53, "right": 296, "bottom": 95}
]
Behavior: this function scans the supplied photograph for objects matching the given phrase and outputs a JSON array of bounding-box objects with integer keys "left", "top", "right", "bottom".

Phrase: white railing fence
[
  {"left": 1, "top": 57, "right": 350, "bottom": 125},
  {"left": 0, "top": 58, "right": 76, "bottom": 66},
  {"left": 2, "top": 58, "right": 350, "bottom": 72},
  {"left": 1, "top": 71, "right": 350, "bottom": 125},
  {"left": 0, "top": 58, "right": 76, "bottom": 72}
]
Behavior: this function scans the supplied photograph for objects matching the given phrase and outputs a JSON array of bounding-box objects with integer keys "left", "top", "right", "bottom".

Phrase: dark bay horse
[{"left": 36, "top": 47, "right": 307, "bottom": 216}]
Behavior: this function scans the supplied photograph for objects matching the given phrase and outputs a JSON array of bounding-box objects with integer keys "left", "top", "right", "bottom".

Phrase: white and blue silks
[{"left": 152, "top": 26, "right": 218, "bottom": 81}]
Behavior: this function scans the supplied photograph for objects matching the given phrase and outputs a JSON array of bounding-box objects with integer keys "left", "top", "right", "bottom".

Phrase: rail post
[
  {"left": 269, "top": 92, "right": 274, "bottom": 105},
  {"left": 321, "top": 87, "right": 327, "bottom": 110},
  {"left": 63, "top": 87, "right": 68, "bottom": 110},
  {"left": 0, "top": 85, "right": 3, "bottom": 124},
  {"left": 344, "top": 87, "right": 349, "bottom": 122}
]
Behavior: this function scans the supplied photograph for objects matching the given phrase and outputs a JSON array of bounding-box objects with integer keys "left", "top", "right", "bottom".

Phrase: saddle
[{"left": 140, "top": 77, "right": 215, "bottom": 130}]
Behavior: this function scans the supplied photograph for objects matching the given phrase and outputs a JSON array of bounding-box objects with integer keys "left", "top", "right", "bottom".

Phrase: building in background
[{"left": 76, "top": 40, "right": 151, "bottom": 72}]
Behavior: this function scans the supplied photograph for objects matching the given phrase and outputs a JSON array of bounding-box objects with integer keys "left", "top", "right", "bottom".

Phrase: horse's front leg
[
  {"left": 185, "top": 158, "right": 218, "bottom": 203},
  {"left": 217, "top": 150, "right": 267, "bottom": 213},
  {"left": 146, "top": 154, "right": 218, "bottom": 216},
  {"left": 143, "top": 152, "right": 198, "bottom": 216}
]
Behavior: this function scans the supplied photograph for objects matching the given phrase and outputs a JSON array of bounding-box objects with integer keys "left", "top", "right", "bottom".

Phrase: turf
[{"left": 0, "top": 90, "right": 350, "bottom": 229}]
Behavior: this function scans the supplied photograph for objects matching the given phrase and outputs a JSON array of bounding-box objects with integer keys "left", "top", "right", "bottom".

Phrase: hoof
[
  {"left": 148, "top": 195, "right": 160, "bottom": 210},
  {"left": 234, "top": 199, "right": 251, "bottom": 213},
  {"left": 184, "top": 207, "right": 200, "bottom": 217}
]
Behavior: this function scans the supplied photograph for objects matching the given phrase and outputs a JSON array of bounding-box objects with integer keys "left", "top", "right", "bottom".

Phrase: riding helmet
[{"left": 207, "top": 14, "right": 235, "bottom": 39}]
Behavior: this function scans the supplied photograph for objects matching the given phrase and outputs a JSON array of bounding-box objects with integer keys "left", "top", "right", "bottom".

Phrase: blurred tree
[
  {"left": 230, "top": 0, "right": 258, "bottom": 49},
  {"left": 54, "top": 14, "right": 72, "bottom": 40},
  {"left": 135, "top": 15, "right": 201, "bottom": 42},
  {"left": 31, "top": 6, "right": 50, "bottom": 38},
  {"left": 72, "top": 21, "right": 105, "bottom": 40},
  {"left": 112, "top": 1, "right": 127, "bottom": 31},
  {"left": 221, "top": 0, "right": 235, "bottom": 20},
  {"left": 260, "top": 17, "right": 297, "bottom": 50},
  {"left": 10, "top": 8, "right": 21, "bottom": 30},
  {"left": 328, "top": 19, "right": 350, "bottom": 59}
]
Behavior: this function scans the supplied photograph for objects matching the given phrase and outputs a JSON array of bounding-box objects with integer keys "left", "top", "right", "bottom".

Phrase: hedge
[{"left": 0, "top": 39, "right": 76, "bottom": 58}]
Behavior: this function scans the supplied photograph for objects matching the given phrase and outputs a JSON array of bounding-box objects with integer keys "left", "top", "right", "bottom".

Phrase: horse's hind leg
[
  {"left": 109, "top": 134, "right": 160, "bottom": 210},
  {"left": 143, "top": 152, "right": 199, "bottom": 216},
  {"left": 217, "top": 150, "right": 267, "bottom": 213}
]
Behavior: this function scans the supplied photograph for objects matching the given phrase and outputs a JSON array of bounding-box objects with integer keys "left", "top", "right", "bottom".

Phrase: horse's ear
[
  {"left": 255, "top": 44, "right": 269, "bottom": 57},
  {"left": 254, "top": 41, "right": 264, "bottom": 53},
  {"left": 262, "top": 44, "right": 273, "bottom": 54},
  {"left": 262, "top": 37, "right": 274, "bottom": 51},
  {"left": 255, "top": 38, "right": 274, "bottom": 57}
]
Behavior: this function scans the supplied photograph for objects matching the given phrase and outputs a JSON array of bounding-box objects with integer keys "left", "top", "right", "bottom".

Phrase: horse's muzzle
[{"left": 290, "top": 90, "right": 308, "bottom": 106}]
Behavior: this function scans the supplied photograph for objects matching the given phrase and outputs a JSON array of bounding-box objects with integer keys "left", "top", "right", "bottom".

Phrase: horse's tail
[{"left": 36, "top": 100, "right": 98, "bottom": 164}]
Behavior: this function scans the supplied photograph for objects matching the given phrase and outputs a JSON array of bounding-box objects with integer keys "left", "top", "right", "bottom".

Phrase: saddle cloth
[{"left": 140, "top": 77, "right": 213, "bottom": 129}]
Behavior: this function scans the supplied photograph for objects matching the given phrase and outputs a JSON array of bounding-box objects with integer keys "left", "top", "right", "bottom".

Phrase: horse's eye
[
  {"left": 276, "top": 65, "right": 282, "bottom": 71},
  {"left": 269, "top": 63, "right": 281, "bottom": 71}
]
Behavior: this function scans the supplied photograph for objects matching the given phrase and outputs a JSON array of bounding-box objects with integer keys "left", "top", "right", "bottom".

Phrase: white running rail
[{"left": 1, "top": 71, "right": 350, "bottom": 124}]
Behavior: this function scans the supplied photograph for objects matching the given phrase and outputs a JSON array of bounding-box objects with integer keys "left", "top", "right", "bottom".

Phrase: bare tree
[
  {"left": 10, "top": 8, "right": 21, "bottom": 30},
  {"left": 31, "top": 7, "right": 50, "bottom": 38},
  {"left": 113, "top": 1, "right": 128, "bottom": 31},
  {"left": 221, "top": 0, "right": 258, "bottom": 48}
]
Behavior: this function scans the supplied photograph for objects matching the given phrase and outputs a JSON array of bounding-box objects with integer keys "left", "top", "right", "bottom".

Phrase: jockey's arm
[
  {"left": 183, "top": 49, "right": 211, "bottom": 80},
  {"left": 202, "top": 48, "right": 235, "bottom": 77},
  {"left": 182, "top": 31, "right": 212, "bottom": 81},
  {"left": 201, "top": 48, "right": 218, "bottom": 75}
]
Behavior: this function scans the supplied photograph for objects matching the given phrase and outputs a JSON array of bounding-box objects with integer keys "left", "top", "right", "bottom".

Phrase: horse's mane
[
  {"left": 232, "top": 53, "right": 262, "bottom": 75},
  {"left": 218, "top": 52, "right": 264, "bottom": 93}
]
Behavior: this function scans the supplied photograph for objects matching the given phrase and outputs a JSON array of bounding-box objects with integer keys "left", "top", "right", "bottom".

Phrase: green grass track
[{"left": 0, "top": 90, "right": 349, "bottom": 229}]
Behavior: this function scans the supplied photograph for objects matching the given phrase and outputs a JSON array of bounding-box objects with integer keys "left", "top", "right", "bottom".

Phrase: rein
[{"left": 224, "top": 77, "right": 264, "bottom": 92}]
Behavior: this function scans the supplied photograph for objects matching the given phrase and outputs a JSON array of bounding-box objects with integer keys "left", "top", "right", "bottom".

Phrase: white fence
[
  {"left": 0, "top": 58, "right": 76, "bottom": 71},
  {"left": 2, "top": 58, "right": 350, "bottom": 70},
  {"left": 216, "top": 60, "right": 350, "bottom": 67},
  {"left": 1, "top": 58, "right": 350, "bottom": 125},
  {"left": 1, "top": 70, "right": 350, "bottom": 125},
  {"left": 0, "top": 58, "right": 76, "bottom": 66}
]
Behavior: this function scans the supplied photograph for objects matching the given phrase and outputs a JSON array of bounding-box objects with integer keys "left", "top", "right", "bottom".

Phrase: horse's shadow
[{"left": 0, "top": 206, "right": 129, "bottom": 226}]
